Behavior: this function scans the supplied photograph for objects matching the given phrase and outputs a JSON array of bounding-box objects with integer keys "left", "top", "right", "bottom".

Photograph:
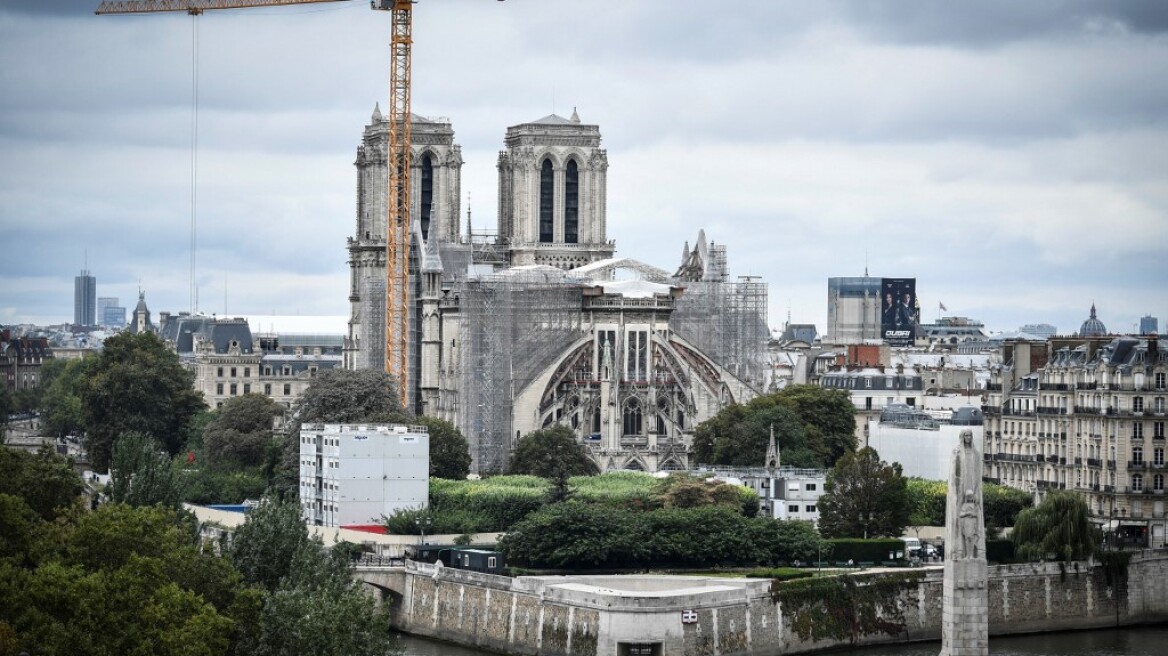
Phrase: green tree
[
  {"left": 290, "top": 368, "right": 404, "bottom": 428},
  {"left": 251, "top": 539, "right": 395, "bottom": 656},
  {"left": 228, "top": 494, "right": 310, "bottom": 592},
  {"left": 109, "top": 432, "right": 182, "bottom": 509},
  {"left": 817, "top": 447, "right": 910, "bottom": 539},
  {"left": 80, "top": 332, "right": 205, "bottom": 471},
  {"left": 415, "top": 415, "right": 471, "bottom": 480},
  {"left": 905, "top": 479, "right": 1033, "bottom": 530},
  {"left": 691, "top": 385, "right": 856, "bottom": 468},
  {"left": 498, "top": 501, "right": 649, "bottom": 568},
  {"left": 203, "top": 393, "right": 283, "bottom": 471},
  {"left": 509, "top": 425, "right": 599, "bottom": 501},
  {"left": 38, "top": 357, "right": 90, "bottom": 438},
  {"left": 1011, "top": 490, "right": 1096, "bottom": 562},
  {"left": 0, "top": 503, "right": 257, "bottom": 656},
  {"left": 983, "top": 483, "right": 1034, "bottom": 534},
  {"left": 0, "top": 446, "right": 83, "bottom": 521},
  {"left": 774, "top": 385, "right": 857, "bottom": 465},
  {"left": 0, "top": 493, "right": 40, "bottom": 563},
  {"left": 906, "top": 478, "right": 948, "bottom": 527}
]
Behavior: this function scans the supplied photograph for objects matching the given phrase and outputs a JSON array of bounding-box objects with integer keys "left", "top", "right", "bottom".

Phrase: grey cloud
[{"left": 840, "top": 0, "right": 1168, "bottom": 47}]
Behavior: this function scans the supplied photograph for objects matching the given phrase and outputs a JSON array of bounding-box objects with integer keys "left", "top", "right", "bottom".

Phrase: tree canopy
[
  {"left": 80, "top": 332, "right": 204, "bottom": 471},
  {"left": 228, "top": 494, "right": 310, "bottom": 593},
  {"left": 0, "top": 448, "right": 396, "bottom": 656},
  {"left": 498, "top": 501, "right": 826, "bottom": 569},
  {"left": 691, "top": 385, "right": 856, "bottom": 468},
  {"left": 203, "top": 393, "right": 283, "bottom": 471},
  {"left": 906, "top": 478, "right": 1033, "bottom": 531},
  {"left": 414, "top": 415, "right": 471, "bottom": 480},
  {"left": 1011, "top": 490, "right": 1096, "bottom": 562},
  {"left": 38, "top": 357, "right": 91, "bottom": 439},
  {"left": 290, "top": 368, "right": 404, "bottom": 428},
  {"left": 0, "top": 447, "right": 83, "bottom": 521},
  {"left": 0, "top": 501, "right": 259, "bottom": 656},
  {"left": 109, "top": 432, "right": 182, "bottom": 510},
  {"left": 817, "top": 447, "right": 910, "bottom": 539},
  {"left": 508, "top": 425, "right": 599, "bottom": 500}
]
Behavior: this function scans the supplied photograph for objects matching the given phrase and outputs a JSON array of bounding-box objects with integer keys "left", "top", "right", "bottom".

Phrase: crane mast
[{"left": 372, "top": 0, "right": 412, "bottom": 408}]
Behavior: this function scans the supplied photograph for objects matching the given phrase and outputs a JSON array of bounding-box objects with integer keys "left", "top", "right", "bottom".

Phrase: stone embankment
[{"left": 360, "top": 551, "right": 1168, "bottom": 656}]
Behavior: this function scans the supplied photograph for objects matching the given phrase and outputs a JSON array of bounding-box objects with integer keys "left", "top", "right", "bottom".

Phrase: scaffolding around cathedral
[
  {"left": 671, "top": 276, "right": 769, "bottom": 393},
  {"left": 453, "top": 269, "right": 586, "bottom": 473}
]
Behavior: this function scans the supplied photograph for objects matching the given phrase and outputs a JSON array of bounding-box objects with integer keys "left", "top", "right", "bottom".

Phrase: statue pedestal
[{"left": 939, "top": 558, "right": 988, "bottom": 656}]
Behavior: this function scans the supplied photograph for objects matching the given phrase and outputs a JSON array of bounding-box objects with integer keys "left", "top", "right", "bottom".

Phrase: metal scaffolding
[
  {"left": 671, "top": 275, "right": 769, "bottom": 393},
  {"left": 454, "top": 270, "right": 585, "bottom": 473}
]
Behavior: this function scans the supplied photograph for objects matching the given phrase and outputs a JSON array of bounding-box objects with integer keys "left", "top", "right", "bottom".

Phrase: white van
[{"left": 902, "top": 537, "right": 922, "bottom": 558}]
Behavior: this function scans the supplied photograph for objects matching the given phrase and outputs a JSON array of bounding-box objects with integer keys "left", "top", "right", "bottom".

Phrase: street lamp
[{"left": 415, "top": 516, "right": 432, "bottom": 546}]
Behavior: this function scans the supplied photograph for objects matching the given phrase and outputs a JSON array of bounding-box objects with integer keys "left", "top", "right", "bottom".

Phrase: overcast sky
[{"left": 2, "top": 0, "right": 1166, "bottom": 336}]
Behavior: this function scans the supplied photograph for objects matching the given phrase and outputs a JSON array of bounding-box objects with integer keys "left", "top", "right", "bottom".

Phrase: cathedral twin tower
[{"left": 344, "top": 108, "right": 614, "bottom": 379}]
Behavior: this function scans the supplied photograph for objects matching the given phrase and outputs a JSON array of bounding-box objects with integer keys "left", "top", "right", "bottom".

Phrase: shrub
[
  {"left": 745, "top": 568, "right": 814, "bottom": 581},
  {"left": 824, "top": 538, "right": 906, "bottom": 563}
]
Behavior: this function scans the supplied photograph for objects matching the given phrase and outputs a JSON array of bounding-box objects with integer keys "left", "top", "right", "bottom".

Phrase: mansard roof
[{"left": 160, "top": 314, "right": 254, "bottom": 355}]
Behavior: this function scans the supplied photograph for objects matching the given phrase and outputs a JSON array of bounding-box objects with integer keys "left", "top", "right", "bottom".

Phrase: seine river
[{"left": 395, "top": 625, "right": 1168, "bottom": 655}]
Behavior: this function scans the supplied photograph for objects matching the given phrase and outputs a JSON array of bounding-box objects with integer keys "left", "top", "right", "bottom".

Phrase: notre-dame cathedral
[{"left": 344, "top": 108, "right": 769, "bottom": 474}]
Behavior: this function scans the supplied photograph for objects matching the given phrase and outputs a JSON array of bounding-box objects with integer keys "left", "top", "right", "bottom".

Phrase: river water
[{"left": 395, "top": 624, "right": 1168, "bottom": 655}]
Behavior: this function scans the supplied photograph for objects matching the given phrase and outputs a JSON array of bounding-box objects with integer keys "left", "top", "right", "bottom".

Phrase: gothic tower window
[
  {"left": 420, "top": 153, "right": 434, "bottom": 239},
  {"left": 539, "top": 158, "right": 554, "bottom": 243},
  {"left": 565, "top": 159, "right": 579, "bottom": 244}
]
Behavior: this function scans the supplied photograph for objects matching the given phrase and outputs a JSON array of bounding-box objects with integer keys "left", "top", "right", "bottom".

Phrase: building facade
[
  {"left": 98, "top": 297, "right": 125, "bottom": 328},
  {"left": 298, "top": 423, "right": 429, "bottom": 527},
  {"left": 985, "top": 335, "right": 1168, "bottom": 547},
  {"left": 132, "top": 294, "right": 343, "bottom": 414},
  {"left": 1, "top": 329, "right": 53, "bottom": 394},
  {"left": 74, "top": 270, "right": 96, "bottom": 328},
  {"left": 826, "top": 276, "right": 882, "bottom": 344}
]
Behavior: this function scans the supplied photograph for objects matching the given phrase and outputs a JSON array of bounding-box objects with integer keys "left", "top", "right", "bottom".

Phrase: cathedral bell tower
[
  {"left": 496, "top": 109, "right": 614, "bottom": 269},
  {"left": 344, "top": 107, "right": 462, "bottom": 374}
]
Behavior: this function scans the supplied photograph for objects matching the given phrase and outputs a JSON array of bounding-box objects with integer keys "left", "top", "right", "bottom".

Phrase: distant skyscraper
[
  {"left": 101, "top": 304, "right": 126, "bottom": 328},
  {"left": 97, "top": 297, "right": 117, "bottom": 326},
  {"left": 74, "top": 270, "right": 96, "bottom": 327},
  {"left": 1140, "top": 315, "right": 1158, "bottom": 335},
  {"left": 1019, "top": 323, "right": 1057, "bottom": 340}
]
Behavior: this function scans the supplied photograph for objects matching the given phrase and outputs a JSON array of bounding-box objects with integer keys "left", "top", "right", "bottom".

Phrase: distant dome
[{"left": 1078, "top": 303, "right": 1107, "bottom": 337}]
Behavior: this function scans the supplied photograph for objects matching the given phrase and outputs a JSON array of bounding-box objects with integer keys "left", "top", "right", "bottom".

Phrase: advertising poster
[{"left": 881, "top": 278, "right": 917, "bottom": 346}]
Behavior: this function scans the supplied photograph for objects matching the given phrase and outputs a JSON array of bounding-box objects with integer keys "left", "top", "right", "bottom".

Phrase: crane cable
[{"left": 190, "top": 12, "right": 200, "bottom": 315}]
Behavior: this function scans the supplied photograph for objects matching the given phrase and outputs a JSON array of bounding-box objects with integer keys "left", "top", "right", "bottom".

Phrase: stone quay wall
[{"left": 383, "top": 552, "right": 1168, "bottom": 656}]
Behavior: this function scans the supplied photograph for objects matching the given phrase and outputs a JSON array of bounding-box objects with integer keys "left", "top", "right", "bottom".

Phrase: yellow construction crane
[
  {"left": 96, "top": 0, "right": 416, "bottom": 405},
  {"left": 371, "top": 1, "right": 413, "bottom": 409}
]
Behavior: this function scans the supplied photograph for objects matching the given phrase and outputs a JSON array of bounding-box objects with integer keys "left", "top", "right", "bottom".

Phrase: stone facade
[
  {"left": 985, "top": 336, "right": 1168, "bottom": 547},
  {"left": 344, "top": 109, "right": 462, "bottom": 373},
  {"left": 496, "top": 112, "right": 614, "bottom": 269}
]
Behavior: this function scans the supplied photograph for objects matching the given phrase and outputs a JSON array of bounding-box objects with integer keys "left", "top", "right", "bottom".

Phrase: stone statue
[
  {"left": 947, "top": 430, "right": 985, "bottom": 560},
  {"left": 940, "top": 429, "right": 988, "bottom": 656},
  {"left": 958, "top": 489, "right": 981, "bottom": 560}
]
